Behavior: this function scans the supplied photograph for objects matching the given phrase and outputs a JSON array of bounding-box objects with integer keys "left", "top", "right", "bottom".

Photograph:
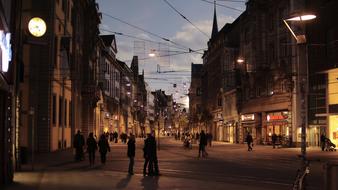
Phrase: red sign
[{"left": 267, "top": 114, "right": 288, "bottom": 121}]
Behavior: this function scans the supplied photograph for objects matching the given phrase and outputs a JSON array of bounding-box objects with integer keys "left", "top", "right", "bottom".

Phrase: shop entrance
[{"left": 308, "top": 127, "right": 321, "bottom": 147}]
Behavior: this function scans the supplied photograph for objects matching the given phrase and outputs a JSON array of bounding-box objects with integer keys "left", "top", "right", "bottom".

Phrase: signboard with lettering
[
  {"left": 241, "top": 114, "right": 255, "bottom": 121},
  {"left": 0, "top": 30, "right": 12, "bottom": 72}
]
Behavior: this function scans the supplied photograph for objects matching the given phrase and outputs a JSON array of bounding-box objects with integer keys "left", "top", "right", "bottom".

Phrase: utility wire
[
  {"left": 162, "top": 0, "right": 209, "bottom": 38},
  {"left": 100, "top": 28, "right": 188, "bottom": 51},
  {"left": 216, "top": 0, "right": 246, "bottom": 2},
  {"left": 200, "top": 0, "right": 244, "bottom": 12},
  {"left": 102, "top": 12, "right": 199, "bottom": 52}
]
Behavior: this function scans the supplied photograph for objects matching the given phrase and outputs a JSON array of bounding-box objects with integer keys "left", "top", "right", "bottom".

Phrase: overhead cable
[
  {"left": 162, "top": 0, "right": 209, "bottom": 38},
  {"left": 101, "top": 12, "right": 199, "bottom": 52},
  {"left": 100, "top": 28, "right": 187, "bottom": 51},
  {"left": 200, "top": 0, "right": 244, "bottom": 12}
]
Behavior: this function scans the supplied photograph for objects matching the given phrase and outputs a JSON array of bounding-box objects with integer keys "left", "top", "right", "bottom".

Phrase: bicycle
[{"left": 292, "top": 155, "right": 320, "bottom": 190}]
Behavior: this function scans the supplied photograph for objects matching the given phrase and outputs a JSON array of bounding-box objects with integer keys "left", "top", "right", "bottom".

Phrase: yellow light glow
[
  {"left": 149, "top": 53, "right": 155, "bottom": 57},
  {"left": 237, "top": 58, "right": 244, "bottom": 63},
  {"left": 104, "top": 127, "right": 109, "bottom": 133},
  {"left": 28, "top": 17, "right": 47, "bottom": 37}
]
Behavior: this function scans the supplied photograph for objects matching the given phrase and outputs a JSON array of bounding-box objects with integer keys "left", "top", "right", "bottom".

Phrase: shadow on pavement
[
  {"left": 115, "top": 174, "right": 132, "bottom": 189},
  {"left": 141, "top": 176, "right": 159, "bottom": 190}
]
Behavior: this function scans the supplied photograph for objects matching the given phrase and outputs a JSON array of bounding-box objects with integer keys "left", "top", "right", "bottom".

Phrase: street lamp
[{"left": 283, "top": 13, "right": 316, "bottom": 164}]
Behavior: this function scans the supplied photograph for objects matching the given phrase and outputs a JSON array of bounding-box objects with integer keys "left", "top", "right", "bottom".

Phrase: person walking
[
  {"left": 143, "top": 134, "right": 152, "bottom": 175},
  {"left": 73, "top": 130, "right": 85, "bottom": 161},
  {"left": 98, "top": 134, "right": 110, "bottom": 164},
  {"left": 271, "top": 133, "right": 277, "bottom": 149},
  {"left": 127, "top": 134, "right": 136, "bottom": 175},
  {"left": 320, "top": 134, "right": 326, "bottom": 151},
  {"left": 149, "top": 133, "right": 159, "bottom": 176},
  {"left": 198, "top": 130, "right": 208, "bottom": 158},
  {"left": 246, "top": 132, "right": 253, "bottom": 151},
  {"left": 86, "top": 132, "right": 98, "bottom": 167}
]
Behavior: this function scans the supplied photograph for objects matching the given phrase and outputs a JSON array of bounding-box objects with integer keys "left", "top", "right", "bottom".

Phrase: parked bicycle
[{"left": 292, "top": 155, "right": 320, "bottom": 190}]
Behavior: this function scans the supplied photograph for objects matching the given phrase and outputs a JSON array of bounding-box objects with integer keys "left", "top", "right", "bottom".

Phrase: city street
[{"left": 5, "top": 137, "right": 337, "bottom": 190}]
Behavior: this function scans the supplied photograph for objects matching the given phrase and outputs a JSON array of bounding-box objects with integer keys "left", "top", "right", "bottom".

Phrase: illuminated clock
[{"left": 28, "top": 17, "right": 47, "bottom": 37}]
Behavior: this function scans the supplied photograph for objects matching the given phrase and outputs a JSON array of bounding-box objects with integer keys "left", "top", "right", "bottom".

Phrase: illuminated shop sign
[
  {"left": 241, "top": 114, "right": 255, "bottom": 121},
  {"left": 267, "top": 112, "right": 288, "bottom": 121},
  {"left": 0, "top": 30, "right": 12, "bottom": 72}
]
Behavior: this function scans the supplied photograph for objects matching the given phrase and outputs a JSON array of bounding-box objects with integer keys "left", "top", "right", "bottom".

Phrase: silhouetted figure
[
  {"left": 73, "top": 130, "right": 85, "bottom": 161},
  {"left": 143, "top": 133, "right": 159, "bottom": 176},
  {"left": 246, "top": 133, "right": 253, "bottom": 151},
  {"left": 98, "top": 134, "right": 110, "bottom": 164},
  {"left": 127, "top": 134, "right": 136, "bottom": 175},
  {"left": 320, "top": 134, "right": 326, "bottom": 151},
  {"left": 87, "top": 132, "right": 98, "bottom": 166},
  {"left": 198, "top": 130, "right": 208, "bottom": 157},
  {"left": 272, "top": 133, "right": 277, "bottom": 149},
  {"left": 143, "top": 134, "right": 151, "bottom": 175}
]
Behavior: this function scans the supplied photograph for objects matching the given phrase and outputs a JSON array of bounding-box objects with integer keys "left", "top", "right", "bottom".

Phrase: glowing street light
[{"left": 237, "top": 58, "right": 244, "bottom": 63}]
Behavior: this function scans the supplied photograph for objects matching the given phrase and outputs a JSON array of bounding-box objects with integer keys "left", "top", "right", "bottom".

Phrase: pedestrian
[
  {"left": 143, "top": 134, "right": 151, "bottom": 175},
  {"left": 86, "top": 132, "right": 98, "bottom": 167},
  {"left": 272, "top": 133, "right": 277, "bottom": 149},
  {"left": 149, "top": 133, "right": 160, "bottom": 176},
  {"left": 208, "top": 133, "right": 213, "bottom": 147},
  {"left": 246, "top": 132, "right": 253, "bottom": 151},
  {"left": 198, "top": 130, "right": 208, "bottom": 158},
  {"left": 73, "top": 130, "right": 85, "bottom": 161},
  {"left": 127, "top": 134, "right": 136, "bottom": 175},
  {"left": 98, "top": 134, "right": 110, "bottom": 164},
  {"left": 320, "top": 133, "right": 326, "bottom": 151}
]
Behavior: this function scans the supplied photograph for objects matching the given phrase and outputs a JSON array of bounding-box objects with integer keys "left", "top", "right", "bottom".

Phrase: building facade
[{"left": 0, "top": 0, "right": 15, "bottom": 184}]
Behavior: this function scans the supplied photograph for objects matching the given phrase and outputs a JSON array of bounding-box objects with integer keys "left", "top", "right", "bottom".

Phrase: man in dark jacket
[
  {"left": 143, "top": 133, "right": 160, "bottom": 176},
  {"left": 98, "top": 134, "right": 110, "bottom": 164},
  {"left": 246, "top": 132, "right": 253, "bottom": 151},
  {"left": 127, "top": 134, "right": 136, "bottom": 175},
  {"left": 73, "top": 130, "right": 85, "bottom": 161},
  {"left": 87, "top": 132, "right": 98, "bottom": 166},
  {"left": 272, "top": 133, "right": 277, "bottom": 149},
  {"left": 198, "top": 130, "right": 208, "bottom": 158}
]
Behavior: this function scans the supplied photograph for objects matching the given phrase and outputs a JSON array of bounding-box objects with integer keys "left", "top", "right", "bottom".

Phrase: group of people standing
[
  {"left": 73, "top": 130, "right": 111, "bottom": 166},
  {"left": 73, "top": 130, "right": 160, "bottom": 176}
]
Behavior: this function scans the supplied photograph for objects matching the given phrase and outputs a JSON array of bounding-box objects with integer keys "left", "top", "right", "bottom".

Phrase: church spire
[{"left": 211, "top": 0, "right": 218, "bottom": 39}]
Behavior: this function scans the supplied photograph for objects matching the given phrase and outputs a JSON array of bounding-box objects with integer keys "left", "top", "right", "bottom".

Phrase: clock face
[{"left": 28, "top": 17, "right": 47, "bottom": 37}]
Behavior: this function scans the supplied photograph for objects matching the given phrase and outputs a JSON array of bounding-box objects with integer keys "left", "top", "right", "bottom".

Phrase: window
[
  {"left": 59, "top": 96, "right": 62, "bottom": 126},
  {"left": 62, "top": 0, "right": 67, "bottom": 14},
  {"left": 218, "top": 97, "right": 222, "bottom": 107},
  {"left": 196, "top": 87, "right": 202, "bottom": 96},
  {"left": 52, "top": 95, "right": 56, "bottom": 125},
  {"left": 64, "top": 99, "right": 67, "bottom": 126},
  {"left": 69, "top": 101, "right": 72, "bottom": 128}
]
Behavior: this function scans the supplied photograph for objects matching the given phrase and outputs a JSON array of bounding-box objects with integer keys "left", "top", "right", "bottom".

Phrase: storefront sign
[
  {"left": 241, "top": 114, "right": 255, "bottom": 121},
  {"left": 0, "top": 30, "right": 12, "bottom": 72},
  {"left": 267, "top": 112, "right": 288, "bottom": 121}
]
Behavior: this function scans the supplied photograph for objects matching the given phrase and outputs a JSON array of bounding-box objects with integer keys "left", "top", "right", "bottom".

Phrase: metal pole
[
  {"left": 29, "top": 108, "right": 35, "bottom": 171},
  {"left": 297, "top": 37, "right": 308, "bottom": 166},
  {"left": 157, "top": 109, "right": 160, "bottom": 150}
]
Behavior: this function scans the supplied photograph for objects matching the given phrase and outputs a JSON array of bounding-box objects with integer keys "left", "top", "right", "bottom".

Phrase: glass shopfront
[{"left": 265, "top": 111, "right": 291, "bottom": 145}]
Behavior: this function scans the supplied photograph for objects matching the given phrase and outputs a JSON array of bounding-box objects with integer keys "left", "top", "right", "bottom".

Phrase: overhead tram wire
[
  {"left": 100, "top": 28, "right": 188, "bottom": 51},
  {"left": 101, "top": 12, "right": 202, "bottom": 53},
  {"left": 162, "top": 0, "right": 209, "bottom": 39},
  {"left": 216, "top": 0, "right": 246, "bottom": 2},
  {"left": 199, "top": 0, "right": 244, "bottom": 12}
]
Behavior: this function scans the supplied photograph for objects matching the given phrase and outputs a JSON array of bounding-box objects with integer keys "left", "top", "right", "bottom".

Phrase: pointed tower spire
[{"left": 211, "top": 0, "right": 218, "bottom": 39}]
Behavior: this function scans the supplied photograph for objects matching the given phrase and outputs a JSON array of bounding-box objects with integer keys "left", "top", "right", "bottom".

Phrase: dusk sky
[{"left": 97, "top": 0, "right": 246, "bottom": 107}]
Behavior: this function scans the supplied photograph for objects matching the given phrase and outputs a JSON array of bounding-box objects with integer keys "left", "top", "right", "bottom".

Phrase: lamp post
[{"left": 283, "top": 13, "right": 316, "bottom": 164}]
